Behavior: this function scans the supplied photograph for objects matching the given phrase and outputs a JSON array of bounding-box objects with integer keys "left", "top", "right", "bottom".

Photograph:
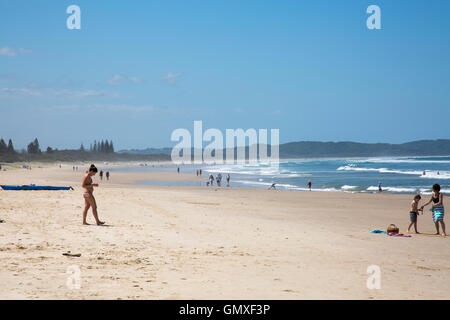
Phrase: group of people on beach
[
  {"left": 79, "top": 163, "right": 446, "bottom": 237},
  {"left": 408, "top": 184, "right": 446, "bottom": 236},
  {"left": 207, "top": 173, "right": 230, "bottom": 187},
  {"left": 99, "top": 170, "right": 110, "bottom": 181},
  {"left": 177, "top": 167, "right": 230, "bottom": 186}
]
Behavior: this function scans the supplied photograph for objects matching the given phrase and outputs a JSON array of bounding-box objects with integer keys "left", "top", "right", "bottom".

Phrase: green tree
[
  {"left": 27, "top": 138, "right": 41, "bottom": 154},
  {"left": 7, "top": 139, "right": 15, "bottom": 153},
  {"left": 0, "top": 138, "right": 7, "bottom": 153}
]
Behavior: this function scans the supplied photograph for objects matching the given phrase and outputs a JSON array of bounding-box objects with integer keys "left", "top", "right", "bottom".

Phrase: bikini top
[{"left": 433, "top": 194, "right": 440, "bottom": 203}]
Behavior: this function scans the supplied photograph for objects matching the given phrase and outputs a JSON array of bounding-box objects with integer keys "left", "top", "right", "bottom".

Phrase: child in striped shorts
[{"left": 421, "top": 184, "right": 446, "bottom": 237}]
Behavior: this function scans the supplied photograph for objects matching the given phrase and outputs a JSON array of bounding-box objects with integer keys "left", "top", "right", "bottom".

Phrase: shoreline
[{"left": 0, "top": 161, "right": 444, "bottom": 195}]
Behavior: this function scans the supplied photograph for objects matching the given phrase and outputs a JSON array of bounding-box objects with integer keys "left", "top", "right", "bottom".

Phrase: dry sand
[{"left": 0, "top": 163, "right": 449, "bottom": 299}]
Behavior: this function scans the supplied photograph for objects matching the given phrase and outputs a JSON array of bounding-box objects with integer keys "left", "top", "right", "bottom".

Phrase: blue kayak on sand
[{"left": 1, "top": 185, "right": 73, "bottom": 191}]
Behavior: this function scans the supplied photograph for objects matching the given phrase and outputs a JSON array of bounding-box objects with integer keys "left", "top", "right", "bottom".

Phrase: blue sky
[{"left": 1, "top": 0, "right": 449, "bottom": 150}]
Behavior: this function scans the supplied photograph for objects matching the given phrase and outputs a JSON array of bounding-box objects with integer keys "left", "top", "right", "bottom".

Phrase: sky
[{"left": 1, "top": 0, "right": 449, "bottom": 150}]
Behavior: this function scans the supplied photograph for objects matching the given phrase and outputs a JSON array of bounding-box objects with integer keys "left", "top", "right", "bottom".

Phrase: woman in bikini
[
  {"left": 421, "top": 183, "right": 446, "bottom": 236},
  {"left": 82, "top": 164, "right": 104, "bottom": 225}
]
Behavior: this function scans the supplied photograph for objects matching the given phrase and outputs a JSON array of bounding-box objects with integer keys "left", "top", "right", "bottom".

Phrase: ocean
[
  {"left": 116, "top": 156, "right": 450, "bottom": 194},
  {"left": 202, "top": 156, "right": 450, "bottom": 194}
]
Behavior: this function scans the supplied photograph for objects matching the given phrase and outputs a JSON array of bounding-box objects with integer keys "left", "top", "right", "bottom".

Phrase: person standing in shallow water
[{"left": 81, "top": 164, "right": 104, "bottom": 226}]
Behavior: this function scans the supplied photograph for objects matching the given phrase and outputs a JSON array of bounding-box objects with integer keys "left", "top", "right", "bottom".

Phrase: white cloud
[
  {"left": 0, "top": 87, "right": 42, "bottom": 96},
  {"left": 48, "top": 103, "right": 182, "bottom": 116},
  {"left": 0, "top": 87, "right": 114, "bottom": 99},
  {"left": 18, "top": 48, "right": 32, "bottom": 55},
  {"left": 0, "top": 73, "right": 16, "bottom": 81},
  {"left": 0, "top": 47, "right": 17, "bottom": 57},
  {"left": 0, "top": 47, "right": 32, "bottom": 57},
  {"left": 162, "top": 71, "right": 182, "bottom": 84},
  {"left": 107, "top": 74, "right": 141, "bottom": 86},
  {"left": 107, "top": 74, "right": 123, "bottom": 86},
  {"left": 93, "top": 104, "right": 160, "bottom": 112},
  {"left": 129, "top": 76, "right": 141, "bottom": 84},
  {"left": 271, "top": 109, "right": 281, "bottom": 115}
]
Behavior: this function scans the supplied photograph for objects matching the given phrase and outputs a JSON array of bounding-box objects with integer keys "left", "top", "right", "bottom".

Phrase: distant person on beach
[
  {"left": 378, "top": 182, "right": 383, "bottom": 192},
  {"left": 177, "top": 167, "right": 180, "bottom": 173},
  {"left": 226, "top": 174, "right": 230, "bottom": 187},
  {"left": 81, "top": 164, "right": 104, "bottom": 226},
  {"left": 209, "top": 174, "right": 214, "bottom": 186},
  {"left": 307, "top": 181, "right": 312, "bottom": 191},
  {"left": 217, "top": 173, "right": 222, "bottom": 186},
  {"left": 268, "top": 183, "right": 276, "bottom": 190},
  {"left": 99, "top": 170, "right": 103, "bottom": 180},
  {"left": 407, "top": 194, "right": 423, "bottom": 234},
  {"left": 106, "top": 171, "right": 110, "bottom": 181},
  {"left": 421, "top": 184, "right": 446, "bottom": 236},
  {"left": 200, "top": 169, "right": 202, "bottom": 176}
]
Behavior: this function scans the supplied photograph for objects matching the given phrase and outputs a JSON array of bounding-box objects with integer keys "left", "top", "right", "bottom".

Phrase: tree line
[
  {"left": 0, "top": 138, "right": 16, "bottom": 154},
  {"left": 87, "top": 140, "right": 114, "bottom": 153},
  {"left": 0, "top": 137, "right": 115, "bottom": 154}
]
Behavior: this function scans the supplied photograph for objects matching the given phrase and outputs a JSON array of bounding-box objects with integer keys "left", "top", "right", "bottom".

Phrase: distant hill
[
  {"left": 279, "top": 139, "right": 450, "bottom": 158},
  {"left": 120, "top": 139, "right": 450, "bottom": 158},
  {"left": 118, "top": 147, "right": 173, "bottom": 155}
]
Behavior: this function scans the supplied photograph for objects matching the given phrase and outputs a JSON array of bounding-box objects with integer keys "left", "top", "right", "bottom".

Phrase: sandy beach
[{"left": 0, "top": 163, "right": 449, "bottom": 299}]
